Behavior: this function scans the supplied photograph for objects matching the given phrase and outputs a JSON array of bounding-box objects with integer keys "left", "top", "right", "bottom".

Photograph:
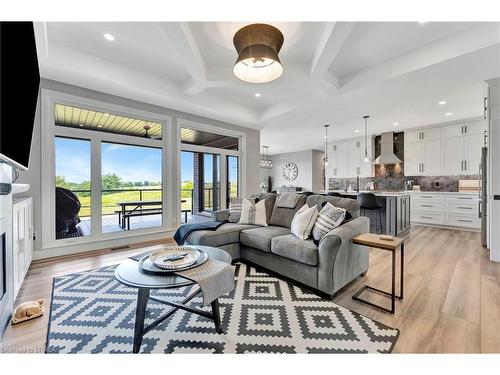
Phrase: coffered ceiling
[{"left": 35, "top": 22, "right": 500, "bottom": 154}]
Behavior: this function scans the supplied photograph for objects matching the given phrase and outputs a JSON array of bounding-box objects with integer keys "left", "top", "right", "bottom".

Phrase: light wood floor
[{"left": 1, "top": 226, "right": 500, "bottom": 353}]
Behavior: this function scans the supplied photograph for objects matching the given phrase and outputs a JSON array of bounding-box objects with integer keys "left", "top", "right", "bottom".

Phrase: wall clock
[{"left": 282, "top": 162, "right": 298, "bottom": 181}]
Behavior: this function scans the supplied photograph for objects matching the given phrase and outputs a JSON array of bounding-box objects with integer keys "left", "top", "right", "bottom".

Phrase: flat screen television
[{"left": 0, "top": 22, "right": 40, "bottom": 171}]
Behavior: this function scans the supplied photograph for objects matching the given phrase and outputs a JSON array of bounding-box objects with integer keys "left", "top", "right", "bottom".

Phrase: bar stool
[{"left": 357, "top": 193, "right": 383, "bottom": 233}]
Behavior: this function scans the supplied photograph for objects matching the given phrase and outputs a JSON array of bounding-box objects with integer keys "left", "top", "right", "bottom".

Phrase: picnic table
[{"left": 116, "top": 199, "right": 188, "bottom": 230}]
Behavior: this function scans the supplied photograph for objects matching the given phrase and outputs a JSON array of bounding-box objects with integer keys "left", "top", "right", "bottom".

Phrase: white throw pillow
[
  {"left": 238, "top": 199, "right": 268, "bottom": 226},
  {"left": 312, "top": 202, "right": 347, "bottom": 241},
  {"left": 291, "top": 204, "right": 319, "bottom": 240}
]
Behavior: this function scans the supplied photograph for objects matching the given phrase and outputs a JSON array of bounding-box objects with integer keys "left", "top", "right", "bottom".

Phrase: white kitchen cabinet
[
  {"left": 329, "top": 137, "right": 372, "bottom": 178},
  {"left": 404, "top": 139, "right": 441, "bottom": 176},
  {"left": 406, "top": 127, "right": 441, "bottom": 143},
  {"left": 464, "top": 132, "right": 484, "bottom": 174},
  {"left": 441, "top": 121, "right": 486, "bottom": 175},
  {"left": 441, "top": 136, "right": 465, "bottom": 175},
  {"left": 12, "top": 197, "right": 33, "bottom": 300},
  {"left": 410, "top": 192, "right": 480, "bottom": 230}
]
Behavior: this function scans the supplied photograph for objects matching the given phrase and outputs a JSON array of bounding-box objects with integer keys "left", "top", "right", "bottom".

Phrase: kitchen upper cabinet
[
  {"left": 465, "top": 132, "right": 483, "bottom": 174},
  {"left": 441, "top": 136, "right": 465, "bottom": 175},
  {"left": 404, "top": 141, "right": 422, "bottom": 175},
  {"left": 329, "top": 137, "right": 372, "bottom": 178},
  {"left": 404, "top": 139, "right": 441, "bottom": 176},
  {"left": 405, "top": 127, "right": 441, "bottom": 143},
  {"left": 406, "top": 120, "right": 486, "bottom": 177},
  {"left": 421, "top": 139, "right": 441, "bottom": 174}
]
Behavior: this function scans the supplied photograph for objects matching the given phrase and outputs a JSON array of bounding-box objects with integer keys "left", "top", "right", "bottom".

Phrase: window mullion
[{"left": 90, "top": 137, "right": 102, "bottom": 236}]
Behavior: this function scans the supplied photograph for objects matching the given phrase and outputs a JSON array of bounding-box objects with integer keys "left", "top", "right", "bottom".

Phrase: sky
[{"left": 55, "top": 138, "right": 237, "bottom": 184}]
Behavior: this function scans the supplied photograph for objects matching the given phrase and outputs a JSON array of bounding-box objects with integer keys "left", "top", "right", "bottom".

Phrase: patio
[{"left": 77, "top": 212, "right": 211, "bottom": 236}]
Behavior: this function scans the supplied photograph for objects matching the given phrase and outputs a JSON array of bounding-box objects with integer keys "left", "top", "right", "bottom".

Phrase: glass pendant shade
[
  {"left": 233, "top": 24, "right": 284, "bottom": 83},
  {"left": 260, "top": 145, "right": 273, "bottom": 169}
]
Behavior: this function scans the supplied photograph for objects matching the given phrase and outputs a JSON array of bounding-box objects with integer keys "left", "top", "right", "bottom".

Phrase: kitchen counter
[
  {"left": 320, "top": 190, "right": 411, "bottom": 197},
  {"left": 409, "top": 191, "right": 479, "bottom": 195}
]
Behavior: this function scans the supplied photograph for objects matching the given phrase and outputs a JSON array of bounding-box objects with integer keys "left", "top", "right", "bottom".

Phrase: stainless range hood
[{"left": 374, "top": 132, "right": 402, "bottom": 165}]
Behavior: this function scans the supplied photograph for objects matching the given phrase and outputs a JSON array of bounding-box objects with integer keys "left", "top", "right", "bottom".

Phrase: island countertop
[{"left": 318, "top": 190, "right": 411, "bottom": 197}]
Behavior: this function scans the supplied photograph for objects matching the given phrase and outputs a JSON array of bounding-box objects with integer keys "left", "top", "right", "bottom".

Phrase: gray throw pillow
[
  {"left": 228, "top": 197, "right": 244, "bottom": 223},
  {"left": 312, "top": 202, "right": 347, "bottom": 241}
]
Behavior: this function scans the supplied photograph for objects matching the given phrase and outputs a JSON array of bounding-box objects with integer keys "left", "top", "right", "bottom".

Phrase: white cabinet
[
  {"left": 441, "top": 121, "right": 486, "bottom": 175},
  {"left": 404, "top": 139, "right": 441, "bottom": 175},
  {"left": 12, "top": 197, "right": 33, "bottom": 299},
  {"left": 405, "top": 120, "right": 486, "bottom": 176},
  {"left": 441, "top": 136, "right": 465, "bottom": 175},
  {"left": 410, "top": 192, "right": 480, "bottom": 230},
  {"left": 464, "top": 133, "right": 483, "bottom": 174},
  {"left": 329, "top": 137, "right": 372, "bottom": 178}
]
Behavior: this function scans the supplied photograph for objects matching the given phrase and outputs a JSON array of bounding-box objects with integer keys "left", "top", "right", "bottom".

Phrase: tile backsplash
[{"left": 329, "top": 174, "right": 479, "bottom": 192}]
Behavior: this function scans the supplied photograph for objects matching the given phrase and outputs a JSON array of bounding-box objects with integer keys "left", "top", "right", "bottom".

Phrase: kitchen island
[{"left": 320, "top": 190, "right": 411, "bottom": 235}]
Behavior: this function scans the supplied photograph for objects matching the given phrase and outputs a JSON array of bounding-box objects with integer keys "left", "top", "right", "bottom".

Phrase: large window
[
  {"left": 55, "top": 137, "right": 91, "bottom": 239},
  {"left": 46, "top": 99, "right": 168, "bottom": 246},
  {"left": 101, "top": 142, "right": 162, "bottom": 233}
]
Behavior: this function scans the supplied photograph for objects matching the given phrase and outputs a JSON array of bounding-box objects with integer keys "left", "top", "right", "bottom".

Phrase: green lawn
[{"left": 72, "top": 186, "right": 193, "bottom": 217}]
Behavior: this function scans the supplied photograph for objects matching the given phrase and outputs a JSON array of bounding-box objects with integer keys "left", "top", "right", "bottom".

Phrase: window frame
[
  {"left": 177, "top": 119, "right": 245, "bottom": 215},
  {"left": 41, "top": 89, "right": 173, "bottom": 251}
]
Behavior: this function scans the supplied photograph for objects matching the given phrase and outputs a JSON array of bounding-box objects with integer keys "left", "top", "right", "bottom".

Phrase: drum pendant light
[{"left": 233, "top": 24, "right": 284, "bottom": 83}]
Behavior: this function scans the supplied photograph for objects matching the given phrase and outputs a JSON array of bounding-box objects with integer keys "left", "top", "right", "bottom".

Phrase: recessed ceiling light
[
  {"left": 254, "top": 93, "right": 261, "bottom": 98},
  {"left": 417, "top": 21, "right": 428, "bottom": 24},
  {"left": 438, "top": 100, "right": 447, "bottom": 105},
  {"left": 104, "top": 33, "right": 115, "bottom": 41},
  {"left": 354, "top": 129, "right": 359, "bottom": 133},
  {"left": 445, "top": 112, "right": 453, "bottom": 116},
  {"left": 393, "top": 122, "right": 399, "bottom": 126}
]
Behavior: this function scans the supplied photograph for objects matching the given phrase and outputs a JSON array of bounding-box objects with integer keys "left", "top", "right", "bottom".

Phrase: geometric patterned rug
[{"left": 46, "top": 263, "right": 399, "bottom": 353}]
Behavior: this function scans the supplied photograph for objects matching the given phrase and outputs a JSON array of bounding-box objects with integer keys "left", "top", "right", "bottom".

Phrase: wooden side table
[{"left": 351, "top": 233, "right": 404, "bottom": 314}]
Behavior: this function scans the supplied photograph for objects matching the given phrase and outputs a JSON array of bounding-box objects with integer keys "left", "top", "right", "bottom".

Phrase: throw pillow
[
  {"left": 228, "top": 197, "right": 244, "bottom": 223},
  {"left": 312, "top": 202, "right": 347, "bottom": 241},
  {"left": 238, "top": 199, "right": 268, "bottom": 226},
  {"left": 290, "top": 204, "right": 319, "bottom": 240}
]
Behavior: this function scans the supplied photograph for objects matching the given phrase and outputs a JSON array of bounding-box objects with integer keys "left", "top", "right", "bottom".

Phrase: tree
[{"left": 102, "top": 173, "right": 123, "bottom": 192}]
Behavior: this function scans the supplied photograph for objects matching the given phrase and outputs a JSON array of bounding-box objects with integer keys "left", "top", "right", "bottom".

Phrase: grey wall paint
[
  {"left": 260, "top": 150, "right": 324, "bottom": 192},
  {"left": 17, "top": 79, "right": 260, "bottom": 253}
]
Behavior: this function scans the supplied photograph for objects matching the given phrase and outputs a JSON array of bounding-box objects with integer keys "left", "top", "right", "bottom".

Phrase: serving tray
[{"left": 138, "top": 248, "right": 208, "bottom": 275}]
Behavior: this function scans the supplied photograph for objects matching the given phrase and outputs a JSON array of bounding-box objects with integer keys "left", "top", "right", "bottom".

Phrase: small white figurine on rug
[{"left": 11, "top": 299, "right": 45, "bottom": 324}]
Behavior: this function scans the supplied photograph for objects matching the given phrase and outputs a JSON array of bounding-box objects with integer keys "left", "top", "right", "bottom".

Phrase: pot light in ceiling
[
  {"left": 104, "top": 33, "right": 115, "bottom": 41},
  {"left": 393, "top": 122, "right": 399, "bottom": 126},
  {"left": 254, "top": 93, "right": 261, "bottom": 98},
  {"left": 233, "top": 24, "right": 284, "bottom": 83},
  {"left": 354, "top": 129, "right": 359, "bottom": 133},
  {"left": 438, "top": 100, "right": 447, "bottom": 105},
  {"left": 417, "top": 21, "right": 428, "bottom": 24},
  {"left": 445, "top": 112, "right": 453, "bottom": 116}
]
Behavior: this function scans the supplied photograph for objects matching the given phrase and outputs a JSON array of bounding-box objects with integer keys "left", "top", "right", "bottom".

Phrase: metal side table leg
[{"left": 133, "top": 288, "right": 150, "bottom": 354}]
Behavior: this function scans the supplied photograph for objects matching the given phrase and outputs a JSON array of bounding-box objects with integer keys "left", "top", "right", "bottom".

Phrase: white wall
[
  {"left": 260, "top": 150, "right": 324, "bottom": 192},
  {"left": 17, "top": 79, "right": 260, "bottom": 256},
  {"left": 487, "top": 77, "right": 500, "bottom": 262}
]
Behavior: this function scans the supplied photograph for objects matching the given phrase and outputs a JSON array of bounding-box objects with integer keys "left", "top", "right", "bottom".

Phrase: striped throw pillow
[
  {"left": 228, "top": 197, "right": 244, "bottom": 223},
  {"left": 312, "top": 202, "right": 347, "bottom": 241},
  {"left": 238, "top": 199, "right": 268, "bottom": 226}
]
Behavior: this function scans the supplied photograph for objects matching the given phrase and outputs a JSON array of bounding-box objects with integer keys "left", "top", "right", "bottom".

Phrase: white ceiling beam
[
  {"left": 160, "top": 22, "right": 209, "bottom": 96},
  {"left": 309, "top": 22, "right": 355, "bottom": 85},
  {"left": 339, "top": 23, "right": 500, "bottom": 93}
]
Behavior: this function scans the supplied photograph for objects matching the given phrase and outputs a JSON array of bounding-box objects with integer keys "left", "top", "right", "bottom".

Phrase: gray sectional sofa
[{"left": 184, "top": 193, "right": 370, "bottom": 298}]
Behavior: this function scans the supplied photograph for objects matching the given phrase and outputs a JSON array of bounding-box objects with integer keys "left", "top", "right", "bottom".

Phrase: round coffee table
[{"left": 115, "top": 245, "right": 232, "bottom": 353}]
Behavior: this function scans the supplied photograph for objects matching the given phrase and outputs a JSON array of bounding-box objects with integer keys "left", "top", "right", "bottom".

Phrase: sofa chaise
[{"left": 184, "top": 193, "right": 369, "bottom": 298}]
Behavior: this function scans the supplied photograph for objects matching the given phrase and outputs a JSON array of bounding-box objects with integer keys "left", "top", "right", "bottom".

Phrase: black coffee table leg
[
  {"left": 133, "top": 288, "right": 150, "bottom": 354},
  {"left": 211, "top": 299, "right": 224, "bottom": 334}
]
